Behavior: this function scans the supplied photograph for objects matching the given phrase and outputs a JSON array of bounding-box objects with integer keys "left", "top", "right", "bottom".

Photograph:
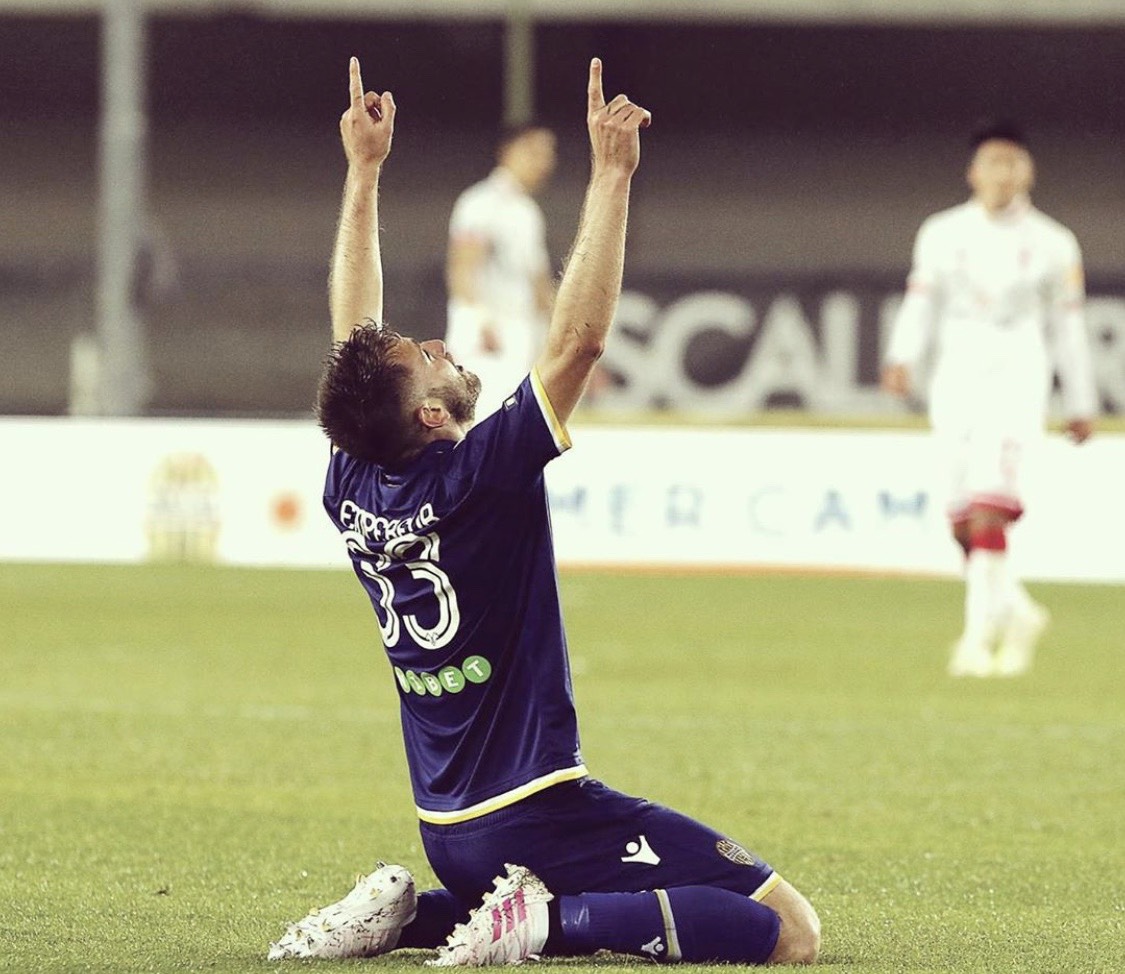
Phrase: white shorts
[
  {"left": 928, "top": 365, "right": 1046, "bottom": 523},
  {"left": 936, "top": 425, "right": 1031, "bottom": 523}
]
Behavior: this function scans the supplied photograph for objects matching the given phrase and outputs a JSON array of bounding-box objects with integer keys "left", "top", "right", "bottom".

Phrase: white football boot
[
  {"left": 947, "top": 637, "right": 995, "bottom": 678},
  {"left": 994, "top": 602, "right": 1050, "bottom": 677},
  {"left": 427, "top": 864, "right": 553, "bottom": 967},
  {"left": 268, "top": 862, "right": 417, "bottom": 960}
]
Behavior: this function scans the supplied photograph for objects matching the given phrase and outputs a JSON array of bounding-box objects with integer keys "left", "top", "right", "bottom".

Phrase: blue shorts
[{"left": 419, "top": 778, "right": 778, "bottom": 907}]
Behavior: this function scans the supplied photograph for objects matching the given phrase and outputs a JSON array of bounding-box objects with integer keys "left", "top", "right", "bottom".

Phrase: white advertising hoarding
[{"left": 0, "top": 417, "right": 1118, "bottom": 582}]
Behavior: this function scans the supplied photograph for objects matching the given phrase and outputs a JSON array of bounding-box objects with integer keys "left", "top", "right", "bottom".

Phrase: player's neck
[
  {"left": 495, "top": 165, "right": 536, "bottom": 195},
  {"left": 975, "top": 193, "right": 1030, "bottom": 219},
  {"left": 421, "top": 425, "right": 468, "bottom": 450},
  {"left": 394, "top": 427, "right": 466, "bottom": 466}
]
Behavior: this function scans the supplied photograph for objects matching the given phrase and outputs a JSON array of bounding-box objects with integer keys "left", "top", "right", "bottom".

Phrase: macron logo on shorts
[{"left": 620, "top": 835, "right": 661, "bottom": 866}]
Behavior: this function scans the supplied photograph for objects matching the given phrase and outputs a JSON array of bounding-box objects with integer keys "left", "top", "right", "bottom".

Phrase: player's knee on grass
[{"left": 762, "top": 880, "right": 821, "bottom": 965}]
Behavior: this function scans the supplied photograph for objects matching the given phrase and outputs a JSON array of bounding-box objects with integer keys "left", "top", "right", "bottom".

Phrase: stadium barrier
[{"left": 2, "top": 417, "right": 1119, "bottom": 582}]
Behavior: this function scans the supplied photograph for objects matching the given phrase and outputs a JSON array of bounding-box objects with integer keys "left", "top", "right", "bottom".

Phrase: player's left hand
[
  {"left": 340, "top": 56, "right": 396, "bottom": 169},
  {"left": 1066, "top": 417, "right": 1094, "bottom": 444},
  {"left": 480, "top": 322, "right": 502, "bottom": 354},
  {"left": 880, "top": 363, "right": 911, "bottom": 398}
]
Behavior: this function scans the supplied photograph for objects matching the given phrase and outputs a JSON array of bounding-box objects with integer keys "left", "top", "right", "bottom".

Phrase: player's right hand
[
  {"left": 880, "top": 363, "right": 911, "bottom": 398},
  {"left": 586, "top": 58, "right": 650, "bottom": 176},
  {"left": 340, "top": 56, "right": 396, "bottom": 169},
  {"left": 1066, "top": 417, "right": 1094, "bottom": 444}
]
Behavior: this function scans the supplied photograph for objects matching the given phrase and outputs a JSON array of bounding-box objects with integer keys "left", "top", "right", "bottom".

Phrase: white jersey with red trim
[
  {"left": 446, "top": 168, "right": 550, "bottom": 418},
  {"left": 448, "top": 167, "right": 549, "bottom": 323},
  {"left": 887, "top": 198, "right": 1097, "bottom": 436}
]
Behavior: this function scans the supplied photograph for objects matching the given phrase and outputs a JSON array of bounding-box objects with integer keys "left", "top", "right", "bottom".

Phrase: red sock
[{"left": 969, "top": 524, "right": 1006, "bottom": 552}]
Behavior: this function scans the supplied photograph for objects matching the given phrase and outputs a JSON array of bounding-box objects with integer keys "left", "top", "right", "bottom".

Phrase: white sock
[
  {"left": 963, "top": 549, "right": 1006, "bottom": 645},
  {"left": 1001, "top": 559, "right": 1036, "bottom": 621}
]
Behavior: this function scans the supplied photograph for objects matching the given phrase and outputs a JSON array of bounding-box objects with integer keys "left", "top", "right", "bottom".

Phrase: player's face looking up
[
  {"left": 967, "top": 138, "right": 1035, "bottom": 214},
  {"left": 392, "top": 337, "right": 482, "bottom": 428},
  {"left": 501, "top": 129, "right": 557, "bottom": 193}
]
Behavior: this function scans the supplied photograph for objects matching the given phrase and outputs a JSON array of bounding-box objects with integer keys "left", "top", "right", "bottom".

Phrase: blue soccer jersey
[{"left": 323, "top": 370, "right": 587, "bottom": 823}]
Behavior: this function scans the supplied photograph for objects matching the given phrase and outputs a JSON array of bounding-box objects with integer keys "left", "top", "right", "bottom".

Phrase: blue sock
[
  {"left": 664, "top": 885, "right": 780, "bottom": 964},
  {"left": 550, "top": 886, "right": 780, "bottom": 964},
  {"left": 398, "top": 888, "right": 465, "bottom": 949},
  {"left": 552, "top": 891, "right": 663, "bottom": 957}
]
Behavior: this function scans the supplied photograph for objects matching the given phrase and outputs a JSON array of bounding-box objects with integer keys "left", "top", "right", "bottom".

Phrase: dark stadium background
[{"left": 4, "top": 13, "right": 1124, "bottom": 414}]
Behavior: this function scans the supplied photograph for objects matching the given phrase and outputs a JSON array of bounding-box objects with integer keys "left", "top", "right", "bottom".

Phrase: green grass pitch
[{"left": 2, "top": 563, "right": 1122, "bottom": 973}]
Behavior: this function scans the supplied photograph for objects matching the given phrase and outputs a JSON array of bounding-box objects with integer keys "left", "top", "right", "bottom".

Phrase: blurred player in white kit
[
  {"left": 882, "top": 121, "right": 1097, "bottom": 678},
  {"left": 445, "top": 125, "right": 557, "bottom": 420}
]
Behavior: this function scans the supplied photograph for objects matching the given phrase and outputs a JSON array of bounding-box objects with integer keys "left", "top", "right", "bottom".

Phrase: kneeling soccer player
[{"left": 269, "top": 56, "right": 820, "bottom": 966}]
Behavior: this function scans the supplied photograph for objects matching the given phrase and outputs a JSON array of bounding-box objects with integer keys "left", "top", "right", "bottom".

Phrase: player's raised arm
[
  {"left": 329, "top": 57, "right": 396, "bottom": 342},
  {"left": 535, "top": 58, "right": 650, "bottom": 424}
]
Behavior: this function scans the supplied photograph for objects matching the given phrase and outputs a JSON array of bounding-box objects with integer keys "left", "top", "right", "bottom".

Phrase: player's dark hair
[
  {"left": 969, "top": 118, "right": 1028, "bottom": 152},
  {"left": 316, "top": 320, "right": 418, "bottom": 466}
]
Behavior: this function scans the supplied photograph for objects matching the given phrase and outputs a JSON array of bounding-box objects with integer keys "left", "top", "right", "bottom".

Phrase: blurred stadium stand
[{"left": 3, "top": 1, "right": 1125, "bottom": 415}]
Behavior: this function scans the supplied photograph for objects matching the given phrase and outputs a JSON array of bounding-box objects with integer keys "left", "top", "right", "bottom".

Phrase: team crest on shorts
[{"left": 716, "top": 838, "right": 758, "bottom": 867}]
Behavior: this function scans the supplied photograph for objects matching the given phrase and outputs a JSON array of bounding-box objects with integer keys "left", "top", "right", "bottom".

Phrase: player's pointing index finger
[
  {"left": 588, "top": 57, "right": 605, "bottom": 113},
  {"left": 349, "top": 56, "right": 364, "bottom": 109}
]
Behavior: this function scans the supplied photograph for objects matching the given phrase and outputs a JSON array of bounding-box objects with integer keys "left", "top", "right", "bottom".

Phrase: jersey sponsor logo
[
  {"left": 621, "top": 835, "right": 661, "bottom": 866},
  {"left": 394, "top": 656, "right": 492, "bottom": 696},
  {"left": 716, "top": 838, "right": 758, "bottom": 867},
  {"left": 640, "top": 936, "right": 665, "bottom": 958}
]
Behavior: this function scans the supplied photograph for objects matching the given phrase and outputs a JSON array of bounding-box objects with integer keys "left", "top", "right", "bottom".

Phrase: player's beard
[{"left": 437, "top": 368, "right": 482, "bottom": 425}]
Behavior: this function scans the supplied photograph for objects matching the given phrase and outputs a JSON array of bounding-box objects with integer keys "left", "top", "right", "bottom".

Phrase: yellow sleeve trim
[{"left": 530, "top": 368, "right": 572, "bottom": 454}]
